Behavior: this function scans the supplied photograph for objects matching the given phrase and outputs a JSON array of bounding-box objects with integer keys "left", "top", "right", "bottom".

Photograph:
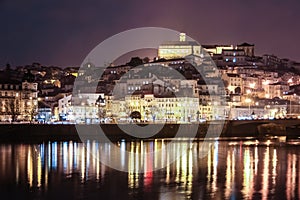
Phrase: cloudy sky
[{"left": 1, "top": 0, "right": 300, "bottom": 67}]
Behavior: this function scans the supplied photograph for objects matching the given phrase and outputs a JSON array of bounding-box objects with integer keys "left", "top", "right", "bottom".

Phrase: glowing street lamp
[
  {"left": 249, "top": 82, "right": 256, "bottom": 89},
  {"left": 289, "top": 93, "right": 296, "bottom": 115},
  {"left": 262, "top": 80, "right": 269, "bottom": 86},
  {"left": 245, "top": 98, "right": 251, "bottom": 116},
  {"left": 81, "top": 102, "right": 86, "bottom": 123}
]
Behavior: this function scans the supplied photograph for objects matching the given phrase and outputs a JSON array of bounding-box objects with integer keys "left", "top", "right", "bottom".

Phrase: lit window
[{"left": 233, "top": 58, "right": 236, "bottom": 63}]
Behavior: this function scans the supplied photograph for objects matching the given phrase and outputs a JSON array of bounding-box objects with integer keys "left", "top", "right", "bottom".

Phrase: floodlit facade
[
  {"left": 202, "top": 44, "right": 234, "bottom": 55},
  {"left": 263, "top": 82, "right": 289, "bottom": 99},
  {"left": 114, "top": 94, "right": 200, "bottom": 123},
  {"left": 222, "top": 73, "right": 242, "bottom": 94},
  {"left": 0, "top": 80, "right": 38, "bottom": 122},
  {"left": 158, "top": 33, "right": 202, "bottom": 59},
  {"left": 58, "top": 93, "right": 105, "bottom": 124}
]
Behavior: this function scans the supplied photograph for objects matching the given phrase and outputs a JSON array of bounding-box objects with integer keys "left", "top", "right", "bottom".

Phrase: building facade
[{"left": 0, "top": 80, "right": 38, "bottom": 122}]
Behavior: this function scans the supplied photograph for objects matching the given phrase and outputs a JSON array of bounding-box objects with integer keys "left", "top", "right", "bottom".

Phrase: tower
[{"left": 179, "top": 33, "right": 186, "bottom": 42}]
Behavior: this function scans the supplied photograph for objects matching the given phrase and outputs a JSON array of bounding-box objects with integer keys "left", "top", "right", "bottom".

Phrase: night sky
[{"left": 1, "top": 0, "right": 300, "bottom": 67}]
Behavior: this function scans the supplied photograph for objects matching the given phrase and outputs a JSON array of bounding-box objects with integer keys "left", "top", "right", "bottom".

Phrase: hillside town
[{"left": 1, "top": 33, "right": 300, "bottom": 124}]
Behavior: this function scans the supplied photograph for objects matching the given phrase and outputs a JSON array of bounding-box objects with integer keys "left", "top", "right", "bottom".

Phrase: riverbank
[{"left": 0, "top": 119, "right": 300, "bottom": 142}]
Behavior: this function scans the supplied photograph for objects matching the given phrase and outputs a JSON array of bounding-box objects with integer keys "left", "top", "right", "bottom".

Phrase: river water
[{"left": 0, "top": 139, "right": 300, "bottom": 199}]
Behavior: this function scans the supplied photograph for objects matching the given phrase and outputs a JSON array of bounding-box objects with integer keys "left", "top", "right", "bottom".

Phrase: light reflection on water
[{"left": 1, "top": 140, "right": 300, "bottom": 199}]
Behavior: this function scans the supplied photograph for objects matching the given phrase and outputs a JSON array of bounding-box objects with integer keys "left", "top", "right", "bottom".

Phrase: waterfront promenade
[{"left": 0, "top": 119, "right": 299, "bottom": 142}]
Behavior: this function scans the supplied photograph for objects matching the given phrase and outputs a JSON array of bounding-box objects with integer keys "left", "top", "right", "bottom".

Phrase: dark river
[{"left": 0, "top": 139, "right": 300, "bottom": 200}]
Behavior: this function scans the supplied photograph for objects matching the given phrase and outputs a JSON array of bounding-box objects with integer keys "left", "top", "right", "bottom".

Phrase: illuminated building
[
  {"left": 62, "top": 93, "right": 105, "bottom": 124},
  {"left": 222, "top": 49, "right": 246, "bottom": 64},
  {"left": 222, "top": 73, "right": 242, "bottom": 94},
  {"left": 158, "top": 33, "right": 202, "bottom": 59},
  {"left": 0, "top": 80, "right": 38, "bottom": 121},
  {"left": 263, "top": 82, "right": 289, "bottom": 99},
  {"left": 202, "top": 44, "right": 234, "bottom": 55},
  {"left": 242, "top": 75, "right": 262, "bottom": 96},
  {"left": 58, "top": 94, "right": 72, "bottom": 120},
  {"left": 237, "top": 42, "right": 255, "bottom": 57},
  {"left": 109, "top": 94, "right": 200, "bottom": 123}
]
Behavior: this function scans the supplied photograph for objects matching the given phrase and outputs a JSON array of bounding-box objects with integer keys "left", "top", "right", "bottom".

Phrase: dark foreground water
[{"left": 1, "top": 139, "right": 300, "bottom": 200}]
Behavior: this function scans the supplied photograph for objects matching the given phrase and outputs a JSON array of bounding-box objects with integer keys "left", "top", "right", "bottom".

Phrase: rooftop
[
  {"left": 159, "top": 41, "right": 199, "bottom": 46},
  {"left": 237, "top": 42, "right": 254, "bottom": 47}
]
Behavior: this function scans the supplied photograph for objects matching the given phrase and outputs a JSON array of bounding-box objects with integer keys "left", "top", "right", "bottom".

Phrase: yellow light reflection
[
  {"left": 166, "top": 146, "right": 170, "bottom": 184},
  {"left": 207, "top": 145, "right": 212, "bottom": 184},
  {"left": 81, "top": 146, "right": 86, "bottom": 182},
  {"left": 96, "top": 145, "right": 100, "bottom": 181},
  {"left": 254, "top": 146, "right": 258, "bottom": 176},
  {"left": 16, "top": 159, "right": 19, "bottom": 184},
  {"left": 225, "top": 149, "right": 235, "bottom": 199},
  {"left": 261, "top": 147, "right": 270, "bottom": 200},
  {"left": 128, "top": 142, "right": 135, "bottom": 188},
  {"left": 242, "top": 148, "right": 254, "bottom": 199},
  {"left": 211, "top": 142, "right": 218, "bottom": 197},
  {"left": 27, "top": 148, "right": 33, "bottom": 188},
  {"left": 186, "top": 148, "right": 193, "bottom": 198},
  {"left": 272, "top": 149, "right": 277, "bottom": 186},
  {"left": 286, "top": 154, "right": 297, "bottom": 200},
  {"left": 68, "top": 141, "right": 73, "bottom": 174},
  {"left": 37, "top": 152, "right": 42, "bottom": 187}
]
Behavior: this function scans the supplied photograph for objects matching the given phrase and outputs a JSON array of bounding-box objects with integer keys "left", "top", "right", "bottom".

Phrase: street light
[
  {"left": 245, "top": 98, "right": 251, "bottom": 117},
  {"left": 81, "top": 102, "right": 86, "bottom": 124},
  {"left": 289, "top": 93, "right": 296, "bottom": 115},
  {"left": 249, "top": 82, "right": 256, "bottom": 89},
  {"left": 196, "top": 110, "right": 200, "bottom": 122}
]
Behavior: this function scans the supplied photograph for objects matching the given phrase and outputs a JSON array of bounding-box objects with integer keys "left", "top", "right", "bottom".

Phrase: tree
[
  {"left": 150, "top": 105, "right": 158, "bottom": 123},
  {"left": 127, "top": 57, "right": 143, "bottom": 67},
  {"left": 97, "top": 106, "right": 106, "bottom": 123},
  {"left": 96, "top": 95, "right": 106, "bottom": 123},
  {"left": 143, "top": 57, "right": 150, "bottom": 64},
  {"left": 5, "top": 63, "right": 11, "bottom": 71},
  {"left": 4, "top": 99, "right": 21, "bottom": 122},
  {"left": 130, "top": 111, "right": 141, "bottom": 119},
  {"left": 26, "top": 105, "right": 38, "bottom": 123}
]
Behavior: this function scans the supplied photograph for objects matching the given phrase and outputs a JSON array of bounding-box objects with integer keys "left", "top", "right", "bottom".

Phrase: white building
[
  {"left": 202, "top": 44, "right": 234, "bottom": 55},
  {"left": 59, "top": 93, "right": 105, "bottom": 123},
  {"left": 158, "top": 33, "right": 201, "bottom": 59},
  {"left": 58, "top": 94, "right": 72, "bottom": 119}
]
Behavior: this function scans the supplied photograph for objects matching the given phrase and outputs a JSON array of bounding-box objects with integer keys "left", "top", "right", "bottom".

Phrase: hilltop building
[{"left": 158, "top": 33, "right": 202, "bottom": 59}]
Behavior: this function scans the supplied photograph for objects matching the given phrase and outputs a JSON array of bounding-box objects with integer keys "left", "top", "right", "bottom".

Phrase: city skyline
[{"left": 1, "top": 0, "right": 300, "bottom": 67}]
